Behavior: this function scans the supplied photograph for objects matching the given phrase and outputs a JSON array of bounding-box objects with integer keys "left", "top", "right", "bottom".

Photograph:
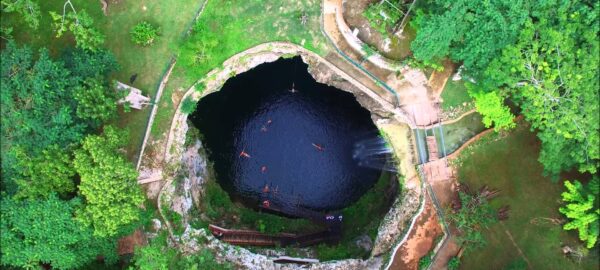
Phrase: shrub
[
  {"left": 418, "top": 252, "right": 433, "bottom": 270},
  {"left": 447, "top": 256, "right": 460, "bottom": 270},
  {"left": 363, "top": 2, "right": 402, "bottom": 36},
  {"left": 181, "top": 96, "right": 198, "bottom": 114},
  {"left": 131, "top": 21, "right": 160, "bottom": 46}
]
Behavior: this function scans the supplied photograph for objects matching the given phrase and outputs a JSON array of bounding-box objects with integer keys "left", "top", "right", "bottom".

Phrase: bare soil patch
[{"left": 389, "top": 197, "right": 443, "bottom": 270}]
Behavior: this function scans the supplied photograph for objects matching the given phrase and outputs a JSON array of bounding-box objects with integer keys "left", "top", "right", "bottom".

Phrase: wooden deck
[{"left": 208, "top": 224, "right": 339, "bottom": 247}]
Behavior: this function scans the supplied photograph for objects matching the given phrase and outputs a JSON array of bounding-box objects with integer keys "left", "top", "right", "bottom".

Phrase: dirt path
[
  {"left": 135, "top": 59, "right": 176, "bottom": 171},
  {"left": 389, "top": 195, "right": 443, "bottom": 270},
  {"left": 428, "top": 59, "right": 455, "bottom": 99}
]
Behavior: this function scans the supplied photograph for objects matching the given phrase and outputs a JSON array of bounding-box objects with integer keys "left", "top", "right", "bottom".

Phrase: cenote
[{"left": 190, "top": 57, "right": 382, "bottom": 215}]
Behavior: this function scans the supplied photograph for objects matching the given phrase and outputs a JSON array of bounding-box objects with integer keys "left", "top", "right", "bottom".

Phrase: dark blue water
[{"left": 190, "top": 57, "right": 381, "bottom": 213}]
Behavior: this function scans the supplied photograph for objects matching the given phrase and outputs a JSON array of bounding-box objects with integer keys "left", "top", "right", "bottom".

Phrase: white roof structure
[{"left": 116, "top": 81, "right": 151, "bottom": 110}]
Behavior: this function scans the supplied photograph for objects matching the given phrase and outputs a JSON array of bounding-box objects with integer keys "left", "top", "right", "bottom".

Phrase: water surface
[{"left": 190, "top": 57, "right": 381, "bottom": 213}]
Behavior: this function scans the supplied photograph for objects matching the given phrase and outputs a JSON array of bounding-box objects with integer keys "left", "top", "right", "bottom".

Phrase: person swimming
[
  {"left": 239, "top": 149, "right": 251, "bottom": 158},
  {"left": 312, "top": 143, "right": 324, "bottom": 151},
  {"left": 261, "top": 166, "right": 267, "bottom": 173},
  {"left": 262, "top": 184, "right": 270, "bottom": 193}
]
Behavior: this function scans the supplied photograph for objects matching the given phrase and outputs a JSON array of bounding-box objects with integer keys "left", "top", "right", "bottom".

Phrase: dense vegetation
[
  {"left": 412, "top": 0, "right": 599, "bottom": 180},
  {"left": 1, "top": 0, "right": 598, "bottom": 268},
  {"left": 0, "top": 2, "right": 144, "bottom": 268},
  {"left": 560, "top": 177, "right": 599, "bottom": 248}
]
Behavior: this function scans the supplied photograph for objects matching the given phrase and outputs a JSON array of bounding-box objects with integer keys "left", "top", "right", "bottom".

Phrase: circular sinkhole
[{"left": 189, "top": 57, "right": 384, "bottom": 215}]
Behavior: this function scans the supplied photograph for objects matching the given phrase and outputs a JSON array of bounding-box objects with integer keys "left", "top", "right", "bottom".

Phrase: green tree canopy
[
  {"left": 12, "top": 144, "right": 76, "bottom": 200},
  {"left": 0, "top": 194, "right": 117, "bottom": 269},
  {"left": 74, "top": 126, "right": 144, "bottom": 237},
  {"left": 73, "top": 77, "right": 119, "bottom": 123},
  {"left": 0, "top": 42, "right": 84, "bottom": 185},
  {"left": 50, "top": 9, "right": 104, "bottom": 52},
  {"left": 410, "top": 0, "right": 529, "bottom": 76},
  {"left": 472, "top": 91, "right": 515, "bottom": 132},
  {"left": 0, "top": 42, "right": 119, "bottom": 191},
  {"left": 1, "top": 0, "right": 40, "bottom": 29},
  {"left": 559, "top": 178, "right": 599, "bottom": 249},
  {"left": 413, "top": 0, "right": 599, "bottom": 177},
  {"left": 483, "top": 0, "right": 599, "bottom": 176}
]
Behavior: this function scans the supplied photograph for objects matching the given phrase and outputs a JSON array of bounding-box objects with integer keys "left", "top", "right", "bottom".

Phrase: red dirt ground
[
  {"left": 390, "top": 196, "right": 443, "bottom": 270},
  {"left": 118, "top": 229, "right": 147, "bottom": 255}
]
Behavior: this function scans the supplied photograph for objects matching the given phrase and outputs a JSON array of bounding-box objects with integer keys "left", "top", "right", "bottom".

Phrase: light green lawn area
[
  {"left": 440, "top": 80, "right": 472, "bottom": 111},
  {"left": 1, "top": 0, "right": 203, "bottom": 161},
  {"left": 148, "top": 0, "right": 330, "bottom": 141},
  {"left": 454, "top": 123, "right": 599, "bottom": 270}
]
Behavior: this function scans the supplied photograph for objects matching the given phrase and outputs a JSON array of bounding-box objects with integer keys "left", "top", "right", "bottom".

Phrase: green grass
[
  {"left": 440, "top": 80, "right": 472, "bottom": 111},
  {"left": 453, "top": 124, "right": 599, "bottom": 270},
  {"left": 149, "top": 0, "right": 330, "bottom": 143},
  {"left": 1, "top": 0, "right": 203, "bottom": 161}
]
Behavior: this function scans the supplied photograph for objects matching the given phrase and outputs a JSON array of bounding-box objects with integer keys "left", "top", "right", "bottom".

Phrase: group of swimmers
[{"left": 237, "top": 114, "right": 326, "bottom": 209}]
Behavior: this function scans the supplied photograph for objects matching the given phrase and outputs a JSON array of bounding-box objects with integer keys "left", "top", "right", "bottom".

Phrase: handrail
[{"left": 320, "top": 3, "right": 401, "bottom": 106}]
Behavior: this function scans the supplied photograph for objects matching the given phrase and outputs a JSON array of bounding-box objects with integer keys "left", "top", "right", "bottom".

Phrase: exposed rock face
[
  {"left": 372, "top": 188, "right": 421, "bottom": 256},
  {"left": 306, "top": 59, "right": 395, "bottom": 122},
  {"left": 355, "top": 234, "right": 374, "bottom": 252}
]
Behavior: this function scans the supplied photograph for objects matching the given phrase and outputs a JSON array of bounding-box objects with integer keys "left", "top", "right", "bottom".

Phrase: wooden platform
[
  {"left": 426, "top": 136, "right": 439, "bottom": 161},
  {"left": 208, "top": 224, "right": 338, "bottom": 248}
]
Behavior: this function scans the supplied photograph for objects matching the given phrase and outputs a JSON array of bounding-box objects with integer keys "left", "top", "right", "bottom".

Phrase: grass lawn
[
  {"left": 453, "top": 123, "right": 599, "bottom": 270},
  {"left": 148, "top": 0, "right": 330, "bottom": 143},
  {"left": 1, "top": 0, "right": 203, "bottom": 161},
  {"left": 440, "top": 80, "right": 472, "bottom": 111}
]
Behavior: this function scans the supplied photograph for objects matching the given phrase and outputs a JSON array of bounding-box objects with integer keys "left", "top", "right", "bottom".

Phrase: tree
[
  {"left": 0, "top": 195, "right": 117, "bottom": 269},
  {"left": 481, "top": 1, "right": 599, "bottom": 176},
  {"left": 12, "top": 145, "right": 76, "bottom": 199},
  {"left": 62, "top": 48, "right": 119, "bottom": 80},
  {"left": 0, "top": 42, "right": 85, "bottom": 183},
  {"left": 447, "top": 256, "right": 460, "bottom": 270},
  {"left": 180, "top": 96, "right": 197, "bottom": 114},
  {"left": 73, "top": 77, "right": 119, "bottom": 123},
  {"left": 410, "top": 0, "right": 529, "bottom": 76},
  {"left": 559, "top": 178, "right": 599, "bottom": 249},
  {"left": 50, "top": 8, "right": 105, "bottom": 51},
  {"left": 74, "top": 126, "right": 144, "bottom": 237},
  {"left": 1, "top": 0, "right": 41, "bottom": 29},
  {"left": 130, "top": 21, "right": 161, "bottom": 46},
  {"left": 472, "top": 91, "right": 515, "bottom": 131}
]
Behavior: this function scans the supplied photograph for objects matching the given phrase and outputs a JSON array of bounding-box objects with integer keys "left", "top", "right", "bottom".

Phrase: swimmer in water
[
  {"left": 261, "top": 166, "right": 267, "bottom": 173},
  {"left": 312, "top": 143, "right": 324, "bottom": 151},
  {"left": 262, "top": 184, "right": 270, "bottom": 193},
  {"left": 239, "top": 150, "right": 251, "bottom": 158}
]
